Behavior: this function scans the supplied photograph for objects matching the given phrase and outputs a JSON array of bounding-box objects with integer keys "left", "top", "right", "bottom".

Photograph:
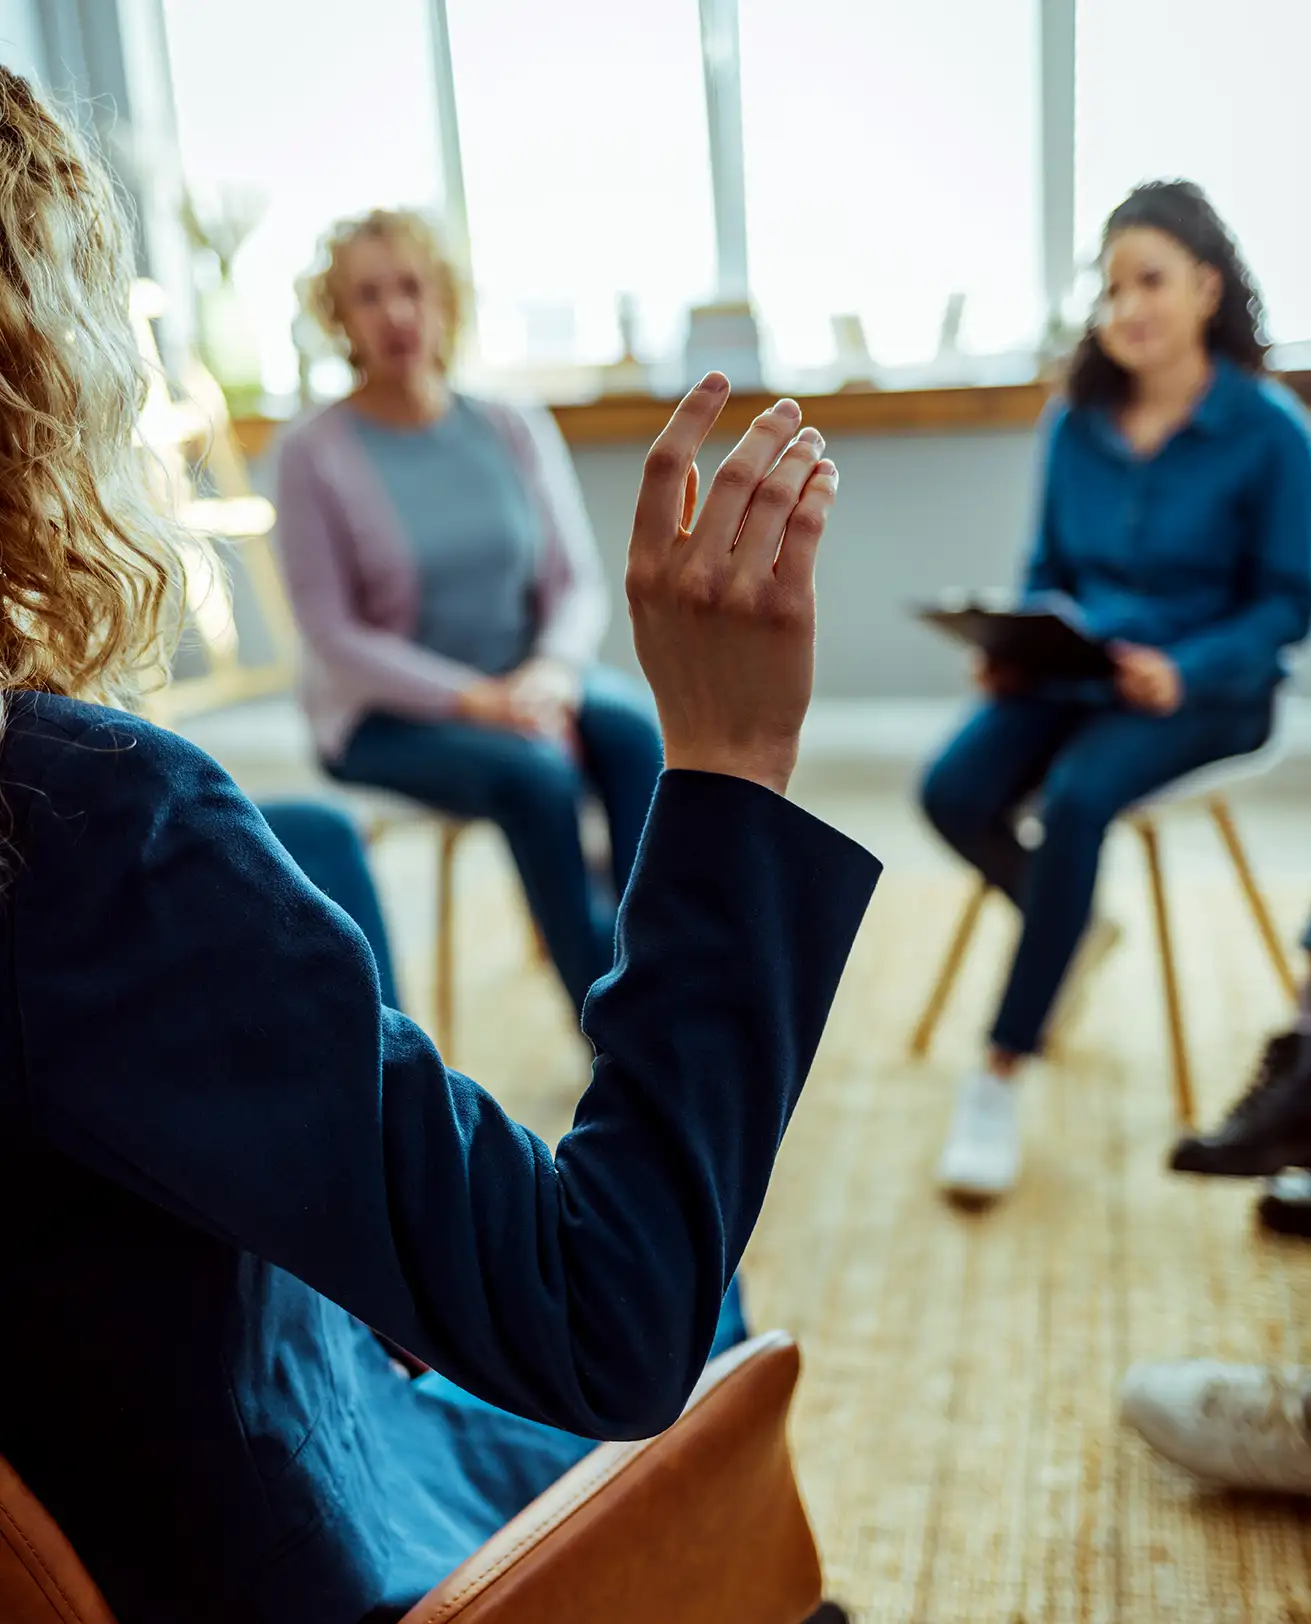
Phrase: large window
[
  {"left": 155, "top": 0, "right": 1311, "bottom": 398},
  {"left": 1075, "top": 0, "right": 1311, "bottom": 347},
  {"left": 738, "top": 0, "right": 1042, "bottom": 376},
  {"left": 161, "top": 0, "right": 444, "bottom": 398},
  {"left": 445, "top": 2, "right": 716, "bottom": 374}
]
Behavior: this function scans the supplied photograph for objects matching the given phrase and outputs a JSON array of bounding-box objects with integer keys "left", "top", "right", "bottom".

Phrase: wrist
[{"left": 662, "top": 742, "right": 797, "bottom": 797}]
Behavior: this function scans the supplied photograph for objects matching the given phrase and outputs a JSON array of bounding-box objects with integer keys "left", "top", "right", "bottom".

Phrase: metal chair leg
[
  {"left": 909, "top": 876, "right": 990, "bottom": 1058},
  {"left": 435, "top": 822, "right": 460, "bottom": 1062},
  {"left": 1135, "top": 815, "right": 1195, "bottom": 1126},
  {"left": 1208, "top": 795, "right": 1299, "bottom": 1002}
]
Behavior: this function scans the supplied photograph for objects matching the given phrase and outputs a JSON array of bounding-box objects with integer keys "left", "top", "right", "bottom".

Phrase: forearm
[
  {"left": 1169, "top": 597, "right": 1309, "bottom": 702},
  {"left": 312, "top": 622, "right": 482, "bottom": 718},
  {"left": 377, "top": 773, "right": 878, "bottom": 1435},
  {"left": 555, "top": 772, "right": 879, "bottom": 1423}
]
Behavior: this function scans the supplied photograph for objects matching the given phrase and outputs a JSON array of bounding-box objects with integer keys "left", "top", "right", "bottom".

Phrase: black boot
[
  {"left": 1170, "top": 1032, "right": 1311, "bottom": 1177},
  {"left": 1256, "top": 1168, "right": 1311, "bottom": 1237},
  {"left": 803, "top": 1606, "right": 851, "bottom": 1624}
]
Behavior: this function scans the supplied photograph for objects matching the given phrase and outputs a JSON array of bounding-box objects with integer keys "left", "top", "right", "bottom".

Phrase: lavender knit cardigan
[{"left": 274, "top": 396, "right": 611, "bottom": 761}]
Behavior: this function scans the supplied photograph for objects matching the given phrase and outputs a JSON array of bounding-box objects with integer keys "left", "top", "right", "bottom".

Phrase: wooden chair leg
[
  {"left": 1135, "top": 816, "right": 1195, "bottom": 1126},
  {"left": 1208, "top": 795, "right": 1299, "bottom": 1002},
  {"left": 435, "top": 823, "right": 460, "bottom": 1062},
  {"left": 909, "top": 876, "right": 989, "bottom": 1058}
]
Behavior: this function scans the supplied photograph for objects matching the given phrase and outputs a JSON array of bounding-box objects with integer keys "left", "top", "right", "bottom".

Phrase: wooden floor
[{"left": 367, "top": 783, "right": 1311, "bottom": 1624}]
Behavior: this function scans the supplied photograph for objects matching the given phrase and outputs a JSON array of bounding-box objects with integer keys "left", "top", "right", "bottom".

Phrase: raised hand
[{"left": 625, "top": 375, "right": 838, "bottom": 796}]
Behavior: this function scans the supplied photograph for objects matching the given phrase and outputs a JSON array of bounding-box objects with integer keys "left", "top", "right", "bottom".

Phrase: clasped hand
[
  {"left": 457, "top": 659, "right": 581, "bottom": 743},
  {"left": 972, "top": 645, "right": 1183, "bottom": 716}
]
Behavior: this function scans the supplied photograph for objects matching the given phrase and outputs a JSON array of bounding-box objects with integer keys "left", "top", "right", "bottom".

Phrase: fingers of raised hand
[
  {"left": 632, "top": 373, "right": 729, "bottom": 557},
  {"left": 731, "top": 425, "right": 827, "bottom": 568},
  {"left": 655, "top": 458, "right": 837, "bottom": 632},
  {"left": 771, "top": 457, "right": 838, "bottom": 596},
  {"left": 693, "top": 398, "right": 804, "bottom": 547}
]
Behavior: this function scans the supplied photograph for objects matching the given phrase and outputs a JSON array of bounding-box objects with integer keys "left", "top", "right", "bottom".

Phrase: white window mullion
[
  {"left": 698, "top": 0, "right": 750, "bottom": 304},
  {"left": 425, "top": 0, "right": 470, "bottom": 261},
  {"left": 1039, "top": 0, "right": 1078, "bottom": 337}
]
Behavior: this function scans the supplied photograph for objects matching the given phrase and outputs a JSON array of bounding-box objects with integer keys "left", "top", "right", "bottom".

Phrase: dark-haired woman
[{"left": 923, "top": 180, "right": 1311, "bottom": 1203}]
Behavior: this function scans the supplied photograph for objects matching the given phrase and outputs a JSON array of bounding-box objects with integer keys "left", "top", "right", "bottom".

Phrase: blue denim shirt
[{"left": 1025, "top": 358, "right": 1311, "bottom": 704}]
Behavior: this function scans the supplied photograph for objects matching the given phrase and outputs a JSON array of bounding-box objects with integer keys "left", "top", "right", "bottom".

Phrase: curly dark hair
[{"left": 1066, "top": 180, "right": 1268, "bottom": 411}]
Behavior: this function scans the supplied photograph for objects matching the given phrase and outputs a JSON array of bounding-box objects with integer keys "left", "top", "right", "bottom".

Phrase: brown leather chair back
[
  {"left": 0, "top": 1332, "right": 820, "bottom": 1624},
  {"left": 0, "top": 1452, "right": 115, "bottom": 1624},
  {"left": 400, "top": 1330, "right": 821, "bottom": 1623}
]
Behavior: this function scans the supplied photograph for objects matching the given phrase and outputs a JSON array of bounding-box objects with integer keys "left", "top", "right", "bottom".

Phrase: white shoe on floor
[
  {"left": 936, "top": 1070, "right": 1021, "bottom": 1200},
  {"left": 1045, "top": 916, "right": 1124, "bottom": 1050},
  {"left": 1121, "top": 1361, "right": 1311, "bottom": 1493}
]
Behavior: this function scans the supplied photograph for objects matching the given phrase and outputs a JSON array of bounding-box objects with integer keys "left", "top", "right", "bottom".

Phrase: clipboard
[{"left": 913, "top": 594, "right": 1114, "bottom": 681}]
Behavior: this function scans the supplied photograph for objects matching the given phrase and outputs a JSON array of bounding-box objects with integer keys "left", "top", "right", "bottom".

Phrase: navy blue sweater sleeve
[
  {"left": 1167, "top": 406, "right": 1311, "bottom": 702},
  {"left": 17, "top": 723, "right": 879, "bottom": 1440}
]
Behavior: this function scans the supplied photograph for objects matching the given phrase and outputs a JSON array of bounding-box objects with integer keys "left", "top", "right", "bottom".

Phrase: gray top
[{"left": 347, "top": 396, "right": 542, "bottom": 676}]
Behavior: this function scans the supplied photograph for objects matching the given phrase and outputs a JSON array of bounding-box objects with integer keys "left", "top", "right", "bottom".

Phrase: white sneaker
[
  {"left": 1045, "top": 916, "right": 1124, "bottom": 1050},
  {"left": 937, "top": 1070, "right": 1021, "bottom": 1199},
  {"left": 1121, "top": 1361, "right": 1311, "bottom": 1493}
]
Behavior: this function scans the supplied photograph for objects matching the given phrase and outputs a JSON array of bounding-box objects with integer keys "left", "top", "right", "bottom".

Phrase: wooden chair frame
[{"left": 909, "top": 793, "right": 1298, "bottom": 1125}]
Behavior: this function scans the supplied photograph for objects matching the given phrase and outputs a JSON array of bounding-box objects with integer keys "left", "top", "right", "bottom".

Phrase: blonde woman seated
[{"left": 277, "top": 211, "right": 659, "bottom": 1015}]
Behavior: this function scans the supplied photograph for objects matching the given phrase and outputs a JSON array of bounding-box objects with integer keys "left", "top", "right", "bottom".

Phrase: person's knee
[
  {"left": 260, "top": 799, "right": 364, "bottom": 866},
  {"left": 920, "top": 751, "right": 983, "bottom": 841},
  {"left": 582, "top": 685, "right": 663, "bottom": 767},
  {"left": 499, "top": 747, "right": 585, "bottom": 826},
  {"left": 1041, "top": 768, "right": 1116, "bottom": 839}
]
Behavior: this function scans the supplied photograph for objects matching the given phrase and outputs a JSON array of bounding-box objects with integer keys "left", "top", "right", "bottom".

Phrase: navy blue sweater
[{"left": 0, "top": 693, "right": 879, "bottom": 1623}]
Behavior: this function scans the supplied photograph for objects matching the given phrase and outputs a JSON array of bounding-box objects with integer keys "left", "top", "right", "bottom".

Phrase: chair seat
[{"left": 1129, "top": 733, "right": 1287, "bottom": 814}]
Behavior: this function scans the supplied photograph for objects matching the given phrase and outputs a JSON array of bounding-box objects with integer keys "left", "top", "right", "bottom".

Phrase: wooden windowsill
[{"left": 230, "top": 369, "right": 1311, "bottom": 461}]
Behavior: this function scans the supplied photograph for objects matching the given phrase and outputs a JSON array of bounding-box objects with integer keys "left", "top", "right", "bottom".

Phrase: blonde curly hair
[
  {"left": 0, "top": 68, "right": 186, "bottom": 713},
  {"left": 300, "top": 208, "right": 467, "bottom": 375}
]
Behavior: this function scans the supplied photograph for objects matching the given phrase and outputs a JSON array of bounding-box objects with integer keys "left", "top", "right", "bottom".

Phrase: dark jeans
[
  {"left": 259, "top": 800, "right": 402, "bottom": 1010},
  {"left": 327, "top": 666, "right": 664, "bottom": 1015},
  {"left": 921, "top": 695, "right": 1273, "bottom": 1056}
]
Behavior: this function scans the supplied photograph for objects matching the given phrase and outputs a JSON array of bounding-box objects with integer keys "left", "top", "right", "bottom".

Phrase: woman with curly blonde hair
[
  {"left": 0, "top": 67, "right": 869, "bottom": 1624},
  {"left": 280, "top": 209, "right": 664, "bottom": 1018}
]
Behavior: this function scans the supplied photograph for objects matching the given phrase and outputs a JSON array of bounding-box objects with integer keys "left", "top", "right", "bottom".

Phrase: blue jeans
[
  {"left": 327, "top": 666, "right": 664, "bottom": 1015},
  {"left": 921, "top": 695, "right": 1273, "bottom": 1055}
]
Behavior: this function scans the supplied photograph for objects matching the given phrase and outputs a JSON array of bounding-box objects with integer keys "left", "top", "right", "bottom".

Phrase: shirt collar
[
  {"left": 1086, "top": 355, "right": 1249, "bottom": 456},
  {"left": 1190, "top": 356, "right": 1246, "bottom": 436}
]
